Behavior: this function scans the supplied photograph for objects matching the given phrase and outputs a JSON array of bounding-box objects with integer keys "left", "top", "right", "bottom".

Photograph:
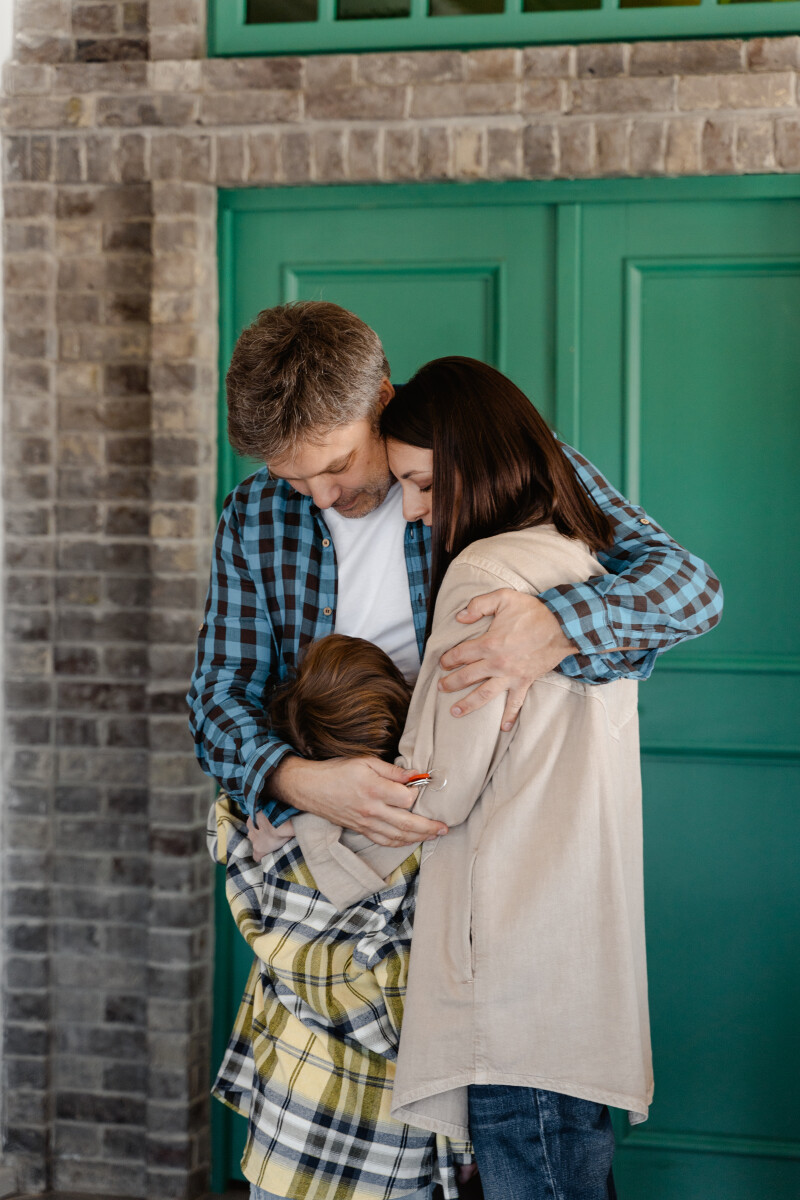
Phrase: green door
[{"left": 213, "top": 181, "right": 800, "bottom": 1196}]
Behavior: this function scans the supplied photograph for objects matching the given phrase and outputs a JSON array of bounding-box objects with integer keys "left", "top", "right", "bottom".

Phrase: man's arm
[
  {"left": 187, "top": 493, "right": 297, "bottom": 822},
  {"left": 188, "top": 492, "right": 447, "bottom": 844},
  {"left": 438, "top": 442, "right": 723, "bottom": 725},
  {"left": 541, "top": 442, "right": 723, "bottom": 674}
]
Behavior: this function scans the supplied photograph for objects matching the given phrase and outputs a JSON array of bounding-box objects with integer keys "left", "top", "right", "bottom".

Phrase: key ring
[{"left": 404, "top": 770, "right": 447, "bottom": 792}]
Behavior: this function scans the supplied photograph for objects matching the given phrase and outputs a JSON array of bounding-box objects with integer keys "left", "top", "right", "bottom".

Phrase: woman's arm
[{"left": 294, "top": 560, "right": 516, "bottom": 908}]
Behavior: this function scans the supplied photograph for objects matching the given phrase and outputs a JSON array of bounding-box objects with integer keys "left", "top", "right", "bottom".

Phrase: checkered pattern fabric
[
  {"left": 208, "top": 795, "right": 468, "bottom": 1200},
  {"left": 187, "top": 444, "right": 722, "bottom": 820}
]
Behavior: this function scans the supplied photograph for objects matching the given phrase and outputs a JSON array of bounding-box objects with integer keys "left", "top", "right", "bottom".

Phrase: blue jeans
[{"left": 468, "top": 1085, "right": 617, "bottom": 1200}]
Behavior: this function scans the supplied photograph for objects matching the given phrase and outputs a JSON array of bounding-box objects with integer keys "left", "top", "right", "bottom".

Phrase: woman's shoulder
[{"left": 450, "top": 525, "right": 606, "bottom": 596}]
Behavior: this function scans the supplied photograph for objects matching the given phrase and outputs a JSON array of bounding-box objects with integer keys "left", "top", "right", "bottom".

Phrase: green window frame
[{"left": 209, "top": 0, "right": 800, "bottom": 57}]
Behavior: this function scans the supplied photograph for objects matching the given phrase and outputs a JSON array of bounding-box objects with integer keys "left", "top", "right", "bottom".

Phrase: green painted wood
[
  {"left": 209, "top": 0, "right": 800, "bottom": 55},
  {"left": 577, "top": 194, "right": 800, "bottom": 1196},
  {"left": 213, "top": 180, "right": 800, "bottom": 1194}
]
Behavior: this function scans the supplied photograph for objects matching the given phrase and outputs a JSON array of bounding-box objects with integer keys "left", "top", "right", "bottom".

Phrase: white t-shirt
[{"left": 322, "top": 483, "right": 421, "bottom": 682}]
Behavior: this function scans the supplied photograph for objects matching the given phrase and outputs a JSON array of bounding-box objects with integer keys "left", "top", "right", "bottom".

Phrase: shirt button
[
  {"left": 639, "top": 518, "right": 651, "bottom": 525},
  {"left": 323, "top": 607, "right": 332, "bottom": 616},
  {"left": 322, "top": 538, "right": 330, "bottom": 547}
]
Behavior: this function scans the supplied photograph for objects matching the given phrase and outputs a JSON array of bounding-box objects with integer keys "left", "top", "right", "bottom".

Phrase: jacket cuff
[{"left": 294, "top": 815, "right": 406, "bottom": 912}]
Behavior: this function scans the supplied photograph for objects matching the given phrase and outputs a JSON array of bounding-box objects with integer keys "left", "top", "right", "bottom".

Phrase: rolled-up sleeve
[
  {"left": 186, "top": 494, "right": 298, "bottom": 823},
  {"left": 540, "top": 444, "right": 724, "bottom": 683}
]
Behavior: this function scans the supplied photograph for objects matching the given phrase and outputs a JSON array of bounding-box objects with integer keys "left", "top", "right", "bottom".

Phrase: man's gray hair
[{"left": 226, "top": 301, "right": 390, "bottom": 464}]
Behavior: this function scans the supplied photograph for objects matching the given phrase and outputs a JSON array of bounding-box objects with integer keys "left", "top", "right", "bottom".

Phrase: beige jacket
[{"left": 295, "top": 526, "right": 653, "bottom": 1139}]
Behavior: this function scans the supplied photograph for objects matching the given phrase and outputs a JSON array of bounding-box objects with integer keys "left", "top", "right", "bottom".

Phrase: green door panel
[
  {"left": 213, "top": 182, "right": 800, "bottom": 1195},
  {"left": 577, "top": 196, "right": 800, "bottom": 1194}
]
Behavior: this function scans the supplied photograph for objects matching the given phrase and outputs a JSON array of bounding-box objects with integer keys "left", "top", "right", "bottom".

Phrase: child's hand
[
  {"left": 246, "top": 814, "right": 296, "bottom": 861},
  {"left": 457, "top": 1163, "right": 479, "bottom": 1185}
]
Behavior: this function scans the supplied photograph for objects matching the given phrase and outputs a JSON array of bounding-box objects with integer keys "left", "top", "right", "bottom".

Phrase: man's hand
[
  {"left": 246, "top": 814, "right": 296, "bottom": 862},
  {"left": 269, "top": 755, "right": 449, "bottom": 848},
  {"left": 439, "top": 590, "right": 574, "bottom": 731}
]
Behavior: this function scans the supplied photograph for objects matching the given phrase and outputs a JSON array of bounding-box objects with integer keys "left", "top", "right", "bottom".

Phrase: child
[{"left": 207, "top": 635, "right": 472, "bottom": 1200}]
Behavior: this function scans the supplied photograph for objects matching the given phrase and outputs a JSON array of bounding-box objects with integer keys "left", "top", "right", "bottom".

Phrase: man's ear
[{"left": 378, "top": 377, "right": 395, "bottom": 409}]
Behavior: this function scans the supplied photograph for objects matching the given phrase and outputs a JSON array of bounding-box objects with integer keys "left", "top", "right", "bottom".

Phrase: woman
[
  {"left": 209, "top": 635, "right": 472, "bottom": 1200},
  {"left": 294, "top": 358, "right": 652, "bottom": 1200}
]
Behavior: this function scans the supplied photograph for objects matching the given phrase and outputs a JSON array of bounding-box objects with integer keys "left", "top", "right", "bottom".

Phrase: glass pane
[
  {"left": 338, "top": 0, "right": 411, "bottom": 16},
  {"left": 246, "top": 0, "right": 317, "bottom": 22},
  {"left": 429, "top": 0, "right": 505, "bottom": 14},
  {"left": 524, "top": 0, "right": 601, "bottom": 9}
]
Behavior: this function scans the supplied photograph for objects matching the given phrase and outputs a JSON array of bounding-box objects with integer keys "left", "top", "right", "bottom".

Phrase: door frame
[{"left": 212, "top": 171, "right": 800, "bottom": 1193}]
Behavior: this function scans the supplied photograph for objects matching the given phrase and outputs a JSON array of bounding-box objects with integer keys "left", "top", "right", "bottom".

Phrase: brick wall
[{"left": 1, "top": 3, "right": 798, "bottom": 1197}]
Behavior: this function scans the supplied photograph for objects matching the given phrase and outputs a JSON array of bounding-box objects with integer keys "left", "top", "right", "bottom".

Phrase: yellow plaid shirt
[{"left": 208, "top": 794, "right": 469, "bottom": 1199}]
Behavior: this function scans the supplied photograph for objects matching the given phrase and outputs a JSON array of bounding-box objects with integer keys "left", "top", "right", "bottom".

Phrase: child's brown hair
[{"left": 270, "top": 635, "right": 412, "bottom": 762}]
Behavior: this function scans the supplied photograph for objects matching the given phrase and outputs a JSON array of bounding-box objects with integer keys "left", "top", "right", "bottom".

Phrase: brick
[
  {"left": 149, "top": 28, "right": 204, "bottom": 62},
  {"left": 521, "top": 79, "right": 564, "bottom": 115},
  {"left": 84, "top": 132, "right": 119, "bottom": 182},
  {"left": 558, "top": 122, "right": 597, "bottom": 178},
  {"left": 677, "top": 72, "right": 794, "bottom": 112},
  {"left": 419, "top": 126, "right": 449, "bottom": 179},
  {"left": 53, "top": 61, "right": 149, "bottom": 93},
  {"left": 199, "top": 91, "right": 301, "bottom": 125},
  {"left": 202, "top": 57, "right": 302, "bottom": 91},
  {"left": 451, "top": 126, "right": 484, "bottom": 179},
  {"left": 308, "top": 86, "right": 405, "bottom": 121},
  {"left": 630, "top": 39, "right": 744, "bottom": 77},
  {"left": 747, "top": 36, "right": 800, "bottom": 73},
  {"left": 464, "top": 49, "right": 520, "bottom": 82},
  {"left": 356, "top": 49, "right": 462, "bottom": 86},
  {"left": 700, "top": 118, "right": 731, "bottom": 176},
  {"left": 347, "top": 127, "right": 381, "bottom": 181},
  {"left": 2, "top": 63, "right": 53, "bottom": 95},
  {"left": 279, "top": 131, "right": 312, "bottom": 184},
  {"left": 305, "top": 54, "right": 356, "bottom": 90},
  {"left": 383, "top": 128, "right": 417, "bottom": 181},
  {"left": 4, "top": 220, "right": 52, "bottom": 252},
  {"left": 149, "top": 59, "right": 203, "bottom": 93},
  {"left": 76, "top": 37, "right": 148, "bottom": 62},
  {"left": 776, "top": 117, "right": 800, "bottom": 170},
  {"left": 630, "top": 119, "right": 667, "bottom": 175},
  {"left": 569, "top": 76, "right": 675, "bottom": 115},
  {"left": 72, "top": 3, "right": 120, "bottom": 35},
  {"left": 486, "top": 125, "right": 521, "bottom": 178},
  {"left": 735, "top": 120, "right": 775, "bottom": 172},
  {"left": 577, "top": 44, "right": 629, "bottom": 79},
  {"left": 522, "top": 46, "right": 574, "bottom": 79},
  {"left": 96, "top": 93, "right": 199, "bottom": 127},
  {"left": 247, "top": 131, "right": 278, "bottom": 183},
  {"left": 123, "top": 0, "right": 148, "bottom": 34},
  {"left": 523, "top": 122, "right": 557, "bottom": 179},
  {"left": 215, "top": 132, "right": 246, "bottom": 185},
  {"left": 665, "top": 118, "right": 702, "bottom": 175},
  {"left": 16, "top": 33, "right": 72, "bottom": 64},
  {"left": 411, "top": 83, "right": 516, "bottom": 119}
]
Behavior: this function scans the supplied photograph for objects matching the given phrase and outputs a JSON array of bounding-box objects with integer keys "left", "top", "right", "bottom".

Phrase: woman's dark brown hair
[
  {"left": 270, "top": 635, "right": 412, "bottom": 762},
  {"left": 380, "top": 356, "right": 614, "bottom": 635}
]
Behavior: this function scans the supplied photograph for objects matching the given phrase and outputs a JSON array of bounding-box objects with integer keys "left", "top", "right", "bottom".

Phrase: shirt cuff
[
  {"left": 538, "top": 583, "right": 620, "bottom": 657},
  {"left": 240, "top": 736, "right": 298, "bottom": 822}
]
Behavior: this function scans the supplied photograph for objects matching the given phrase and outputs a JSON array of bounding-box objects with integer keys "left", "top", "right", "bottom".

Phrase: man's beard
[{"left": 329, "top": 474, "right": 393, "bottom": 519}]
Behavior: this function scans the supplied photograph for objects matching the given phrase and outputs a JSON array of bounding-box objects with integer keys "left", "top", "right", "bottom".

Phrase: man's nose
[{"left": 311, "top": 482, "right": 341, "bottom": 509}]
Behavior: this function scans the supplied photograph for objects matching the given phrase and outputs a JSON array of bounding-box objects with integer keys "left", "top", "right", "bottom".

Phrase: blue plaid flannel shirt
[{"left": 187, "top": 442, "right": 722, "bottom": 821}]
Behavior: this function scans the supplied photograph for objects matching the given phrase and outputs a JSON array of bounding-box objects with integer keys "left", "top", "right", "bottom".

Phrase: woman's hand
[
  {"left": 438, "top": 589, "right": 574, "bottom": 731},
  {"left": 246, "top": 814, "right": 296, "bottom": 862}
]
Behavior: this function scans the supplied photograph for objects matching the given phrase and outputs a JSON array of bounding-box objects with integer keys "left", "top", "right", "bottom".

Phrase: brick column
[{"left": 147, "top": 179, "right": 217, "bottom": 1200}]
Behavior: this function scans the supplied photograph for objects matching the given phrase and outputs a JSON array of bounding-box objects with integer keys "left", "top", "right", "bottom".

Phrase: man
[{"left": 187, "top": 300, "right": 722, "bottom": 846}]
